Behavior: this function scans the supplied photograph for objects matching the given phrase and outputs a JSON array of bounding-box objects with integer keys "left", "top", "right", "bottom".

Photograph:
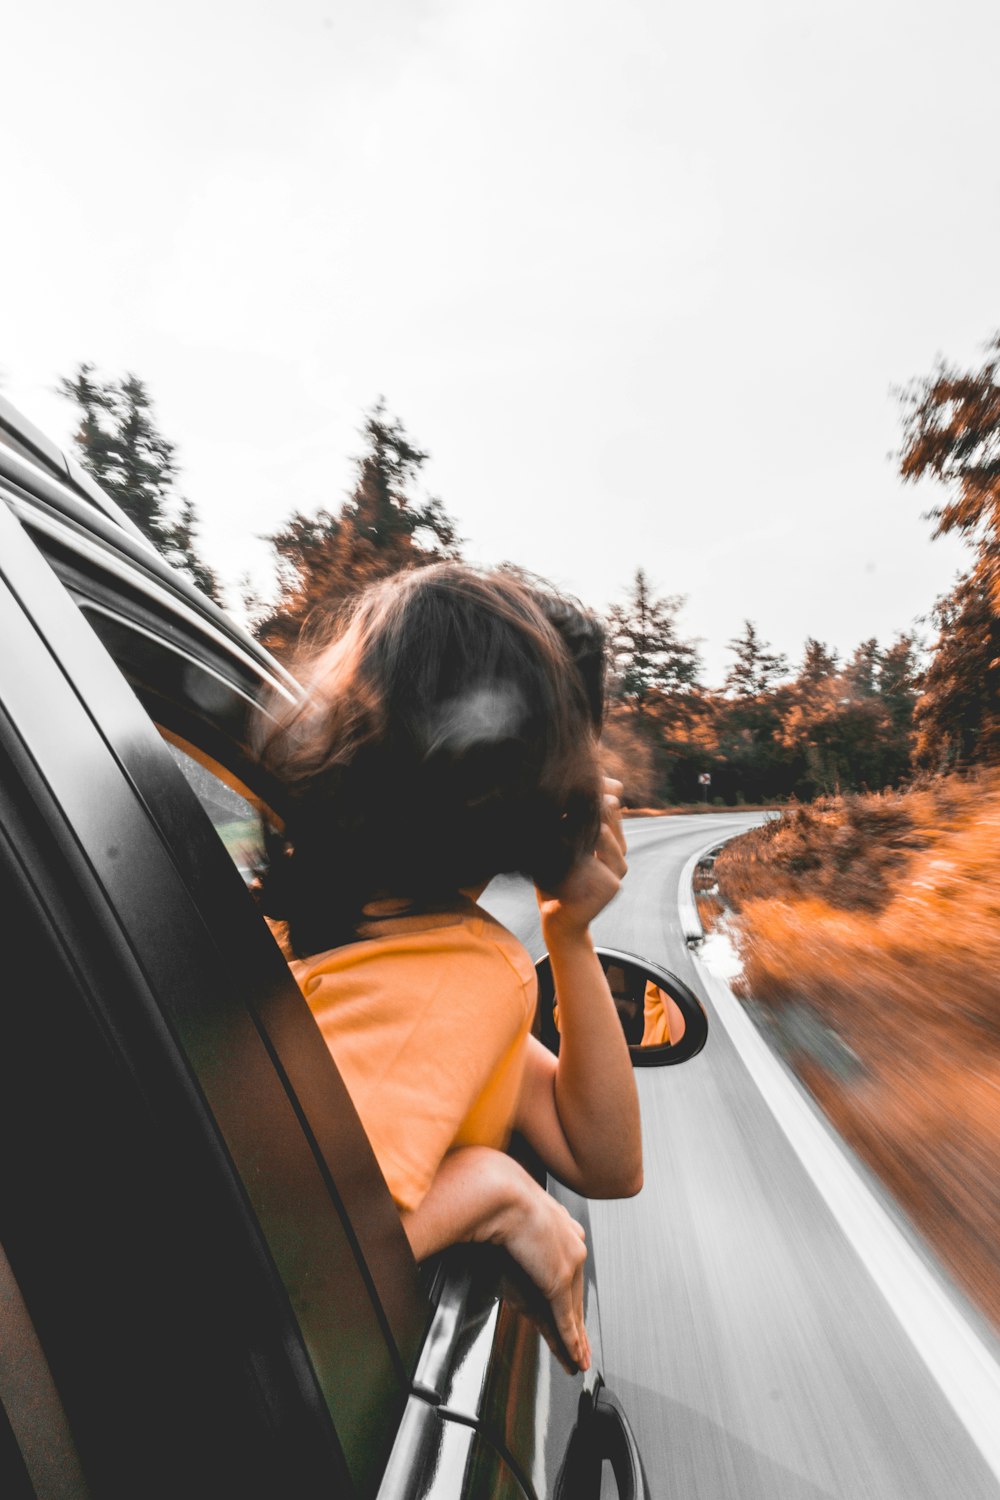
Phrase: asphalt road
[{"left": 481, "top": 813, "right": 1000, "bottom": 1500}]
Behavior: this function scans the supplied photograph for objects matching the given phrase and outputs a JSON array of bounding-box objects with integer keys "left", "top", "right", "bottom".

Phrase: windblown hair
[{"left": 255, "top": 563, "right": 606, "bottom": 957}]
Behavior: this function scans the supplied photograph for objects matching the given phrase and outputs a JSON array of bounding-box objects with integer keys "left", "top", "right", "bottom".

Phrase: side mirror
[{"left": 534, "top": 947, "right": 708, "bottom": 1067}]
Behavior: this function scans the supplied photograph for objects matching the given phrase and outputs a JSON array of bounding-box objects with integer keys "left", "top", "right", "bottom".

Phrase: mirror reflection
[
  {"left": 534, "top": 948, "right": 708, "bottom": 1066},
  {"left": 602, "top": 959, "right": 686, "bottom": 1048}
]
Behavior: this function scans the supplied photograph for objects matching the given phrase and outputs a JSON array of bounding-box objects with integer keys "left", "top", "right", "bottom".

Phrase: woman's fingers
[
  {"left": 506, "top": 1187, "right": 591, "bottom": 1370},
  {"left": 570, "top": 1221, "right": 590, "bottom": 1370},
  {"left": 551, "top": 1285, "right": 586, "bottom": 1371},
  {"left": 537, "top": 835, "right": 624, "bottom": 926},
  {"left": 595, "top": 823, "right": 627, "bottom": 880},
  {"left": 549, "top": 1211, "right": 590, "bottom": 1370},
  {"left": 602, "top": 776, "right": 627, "bottom": 857},
  {"left": 573, "top": 1259, "right": 590, "bottom": 1370},
  {"left": 532, "top": 1304, "right": 580, "bottom": 1376}
]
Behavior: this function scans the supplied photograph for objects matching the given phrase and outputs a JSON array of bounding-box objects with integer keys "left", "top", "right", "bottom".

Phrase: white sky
[{"left": 4, "top": 0, "right": 994, "bottom": 686}]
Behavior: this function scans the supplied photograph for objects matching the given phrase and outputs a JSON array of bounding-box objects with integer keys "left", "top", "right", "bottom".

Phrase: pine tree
[
  {"left": 723, "top": 620, "right": 789, "bottom": 698},
  {"left": 607, "top": 570, "right": 700, "bottom": 711},
  {"left": 604, "top": 571, "right": 702, "bottom": 804},
  {"left": 846, "top": 639, "right": 880, "bottom": 697},
  {"left": 799, "top": 638, "right": 840, "bottom": 687},
  {"left": 779, "top": 631, "right": 921, "bottom": 794},
  {"left": 258, "top": 400, "right": 461, "bottom": 655},
  {"left": 58, "top": 363, "right": 221, "bottom": 602},
  {"left": 878, "top": 634, "right": 921, "bottom": 738},
  {"left": 912, "top": 573, "right": 1000, "bottom": 768},
  {"left": 899, "top": 334, "right": 1000, "bottom": 608},
  {"left": 898, "top": 333, "right": 1000, "bottom": 765}
]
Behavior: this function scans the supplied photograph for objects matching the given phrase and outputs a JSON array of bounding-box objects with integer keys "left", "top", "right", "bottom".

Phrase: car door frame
[{"left": 1, "top": 438, "right": 645, "bottom": 1499}]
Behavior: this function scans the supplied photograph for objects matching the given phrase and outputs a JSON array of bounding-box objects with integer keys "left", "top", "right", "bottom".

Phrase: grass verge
[{"left": 714, "top": 774, "right": 1000, "bottom": 1332}]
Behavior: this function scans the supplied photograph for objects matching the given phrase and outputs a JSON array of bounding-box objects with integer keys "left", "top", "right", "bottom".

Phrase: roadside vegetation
[
  {"left": 702, "top": 329, "right": 1000, "bottom": 1329},
  {"left": 714, "top": 777, "right": 1000, "bottom": 1330}
]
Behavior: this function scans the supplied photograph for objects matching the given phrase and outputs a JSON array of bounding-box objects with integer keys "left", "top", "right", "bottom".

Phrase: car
[{"left": 0, "top": 394, "right": 707, "bottom": 1500}]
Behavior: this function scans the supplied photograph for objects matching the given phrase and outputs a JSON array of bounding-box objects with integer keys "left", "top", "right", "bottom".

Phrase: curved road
[{"left": 482, "top": 814, "right": 1000, "bottom": 1499}]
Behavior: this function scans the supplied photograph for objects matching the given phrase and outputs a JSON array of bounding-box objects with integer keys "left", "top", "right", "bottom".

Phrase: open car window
[
  {"left": 160, "top": 730, "right": 271, "bottom": 882},
  {"left": 0, "top": 504, "right": 434, "bottom": 1494},
  {"left": 0, "top": 465, "right": 636, "bottom": 1498}
]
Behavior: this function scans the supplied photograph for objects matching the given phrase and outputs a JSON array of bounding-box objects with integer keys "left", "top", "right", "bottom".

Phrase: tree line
[{"left": 58, "top": 333, "right": 1000, "bottom": 805}]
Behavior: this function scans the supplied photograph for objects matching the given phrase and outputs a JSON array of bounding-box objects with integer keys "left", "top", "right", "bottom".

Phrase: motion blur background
[
  {"left": 7, "top": 5, "right": 1000, "bottom": 1493},
  {"left": 3, "top": 0, "right": 994, "bottom": 683}
]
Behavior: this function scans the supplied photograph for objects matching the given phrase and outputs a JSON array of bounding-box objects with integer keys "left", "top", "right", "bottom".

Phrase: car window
[
  {"left": 63, "top": 590, "right": 431, "bottom": 1367},
  {"left": 2, "top": 467, "right": 613, "bottom": 1498},
  {"left": 160, "top": 729, "right": 269, "bottom": 881},
  {"left": 0, "top": 524, "right": 432, "bottom": 1496}
]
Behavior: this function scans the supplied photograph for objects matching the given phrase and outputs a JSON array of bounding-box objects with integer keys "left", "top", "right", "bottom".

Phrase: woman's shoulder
[
  {"left": 288, "top": 904, "right": 536, "bottom": 1021},
  {"left": 287, "top": 901, "right": 528, "bottom": 970},
  {"left": 464, "top": 905, "right": 537, "bottom": 990}
]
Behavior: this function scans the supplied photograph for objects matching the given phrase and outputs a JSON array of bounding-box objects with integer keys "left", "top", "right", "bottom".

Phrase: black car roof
[
  {"left": 0, "top": 392, "right": 299, "bottom": 702},
  {"left": 0, "top": 390, "right": 146, "bottom": 535}
]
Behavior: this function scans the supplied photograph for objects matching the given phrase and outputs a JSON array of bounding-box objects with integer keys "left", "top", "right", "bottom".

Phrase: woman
[{"left": 256, "top": 564, "right": 642, "bottom": 1370}]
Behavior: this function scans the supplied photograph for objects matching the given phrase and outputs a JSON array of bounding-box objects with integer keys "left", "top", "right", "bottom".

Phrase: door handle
[{"left": 593, "top": 1385, "right": 651, "bottom": 1500}]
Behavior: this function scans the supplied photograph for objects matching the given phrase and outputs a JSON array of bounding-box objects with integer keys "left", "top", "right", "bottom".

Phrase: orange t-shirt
[
  {"left": 290, "top": 906, "right": 537, "bottom": 1213},
  {"left": 642, "top": 980, "right": 672, "bottom": 1047}
]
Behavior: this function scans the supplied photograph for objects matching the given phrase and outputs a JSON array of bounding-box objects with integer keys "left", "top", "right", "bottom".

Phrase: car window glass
[{"left": 160, "top": 731, "right": 268, "bottom": 881}]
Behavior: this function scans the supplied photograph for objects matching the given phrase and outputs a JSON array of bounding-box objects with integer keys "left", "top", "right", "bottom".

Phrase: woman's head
[{"left": 256, "top": 563, "right": 606, "bottom": 955}]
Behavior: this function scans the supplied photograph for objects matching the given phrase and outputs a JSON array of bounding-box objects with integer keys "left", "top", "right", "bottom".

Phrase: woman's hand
[
  {"left": 601, "top": 774, "right": 628, "bottom": 857},
  {"left": 400, "top": 1146, "right": 591, "bottom": 1370},
  {"left": 536, "top": 777, "right": 628, "bottom": 935},
  {"left": 498, "top": 1171, "right": 590, "bottom": 1372}
]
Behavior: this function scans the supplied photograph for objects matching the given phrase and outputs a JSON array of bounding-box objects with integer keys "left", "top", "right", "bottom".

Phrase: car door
[
  {"left": 0, "top": 433, "right": 646, "bottom": 1498},
  {"left": 0, "top": 489, "right": 431, "bottom": 1495}
]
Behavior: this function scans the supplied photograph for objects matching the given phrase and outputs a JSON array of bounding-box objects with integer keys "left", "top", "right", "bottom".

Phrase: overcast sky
[{"left": 4, "top": 0, "right": 995, "bottom": 684}]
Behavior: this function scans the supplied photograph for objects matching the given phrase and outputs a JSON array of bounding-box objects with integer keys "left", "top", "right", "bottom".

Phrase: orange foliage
[
  {"left": 716, "top": 773, "right": 1000, "bottom": 1330},
  {"left": 599, "top": 706, "right": 658, "bottom": 807}
]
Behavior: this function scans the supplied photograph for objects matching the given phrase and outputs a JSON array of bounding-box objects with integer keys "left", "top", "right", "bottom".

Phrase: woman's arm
[
  {"left": 514, "top": 780, "right": 643, "bottom": 1199},
  {"left": 399, "top": 1144, "right": 591, "bottom": 1370}
]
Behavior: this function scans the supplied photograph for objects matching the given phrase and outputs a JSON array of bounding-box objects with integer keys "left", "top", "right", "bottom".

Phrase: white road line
[
  {"left": 676, "top": 820, "right": 763, "bottom": 941},
  {"left": 686, "top": 871, "right": 1000, "bottom": 1485},
  {"left": 677, "top": 834, "right": 727, "bottom": 942}
]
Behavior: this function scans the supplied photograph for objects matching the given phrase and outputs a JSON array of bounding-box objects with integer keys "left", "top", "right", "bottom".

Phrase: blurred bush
[{"left": 715, "top": 773, "right": 1000, "bottom": 1330}]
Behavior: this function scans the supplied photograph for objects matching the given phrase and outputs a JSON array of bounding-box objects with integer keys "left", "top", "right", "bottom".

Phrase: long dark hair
[{"left": 255, "top": 563, "right": 606, "bottom": 957}]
